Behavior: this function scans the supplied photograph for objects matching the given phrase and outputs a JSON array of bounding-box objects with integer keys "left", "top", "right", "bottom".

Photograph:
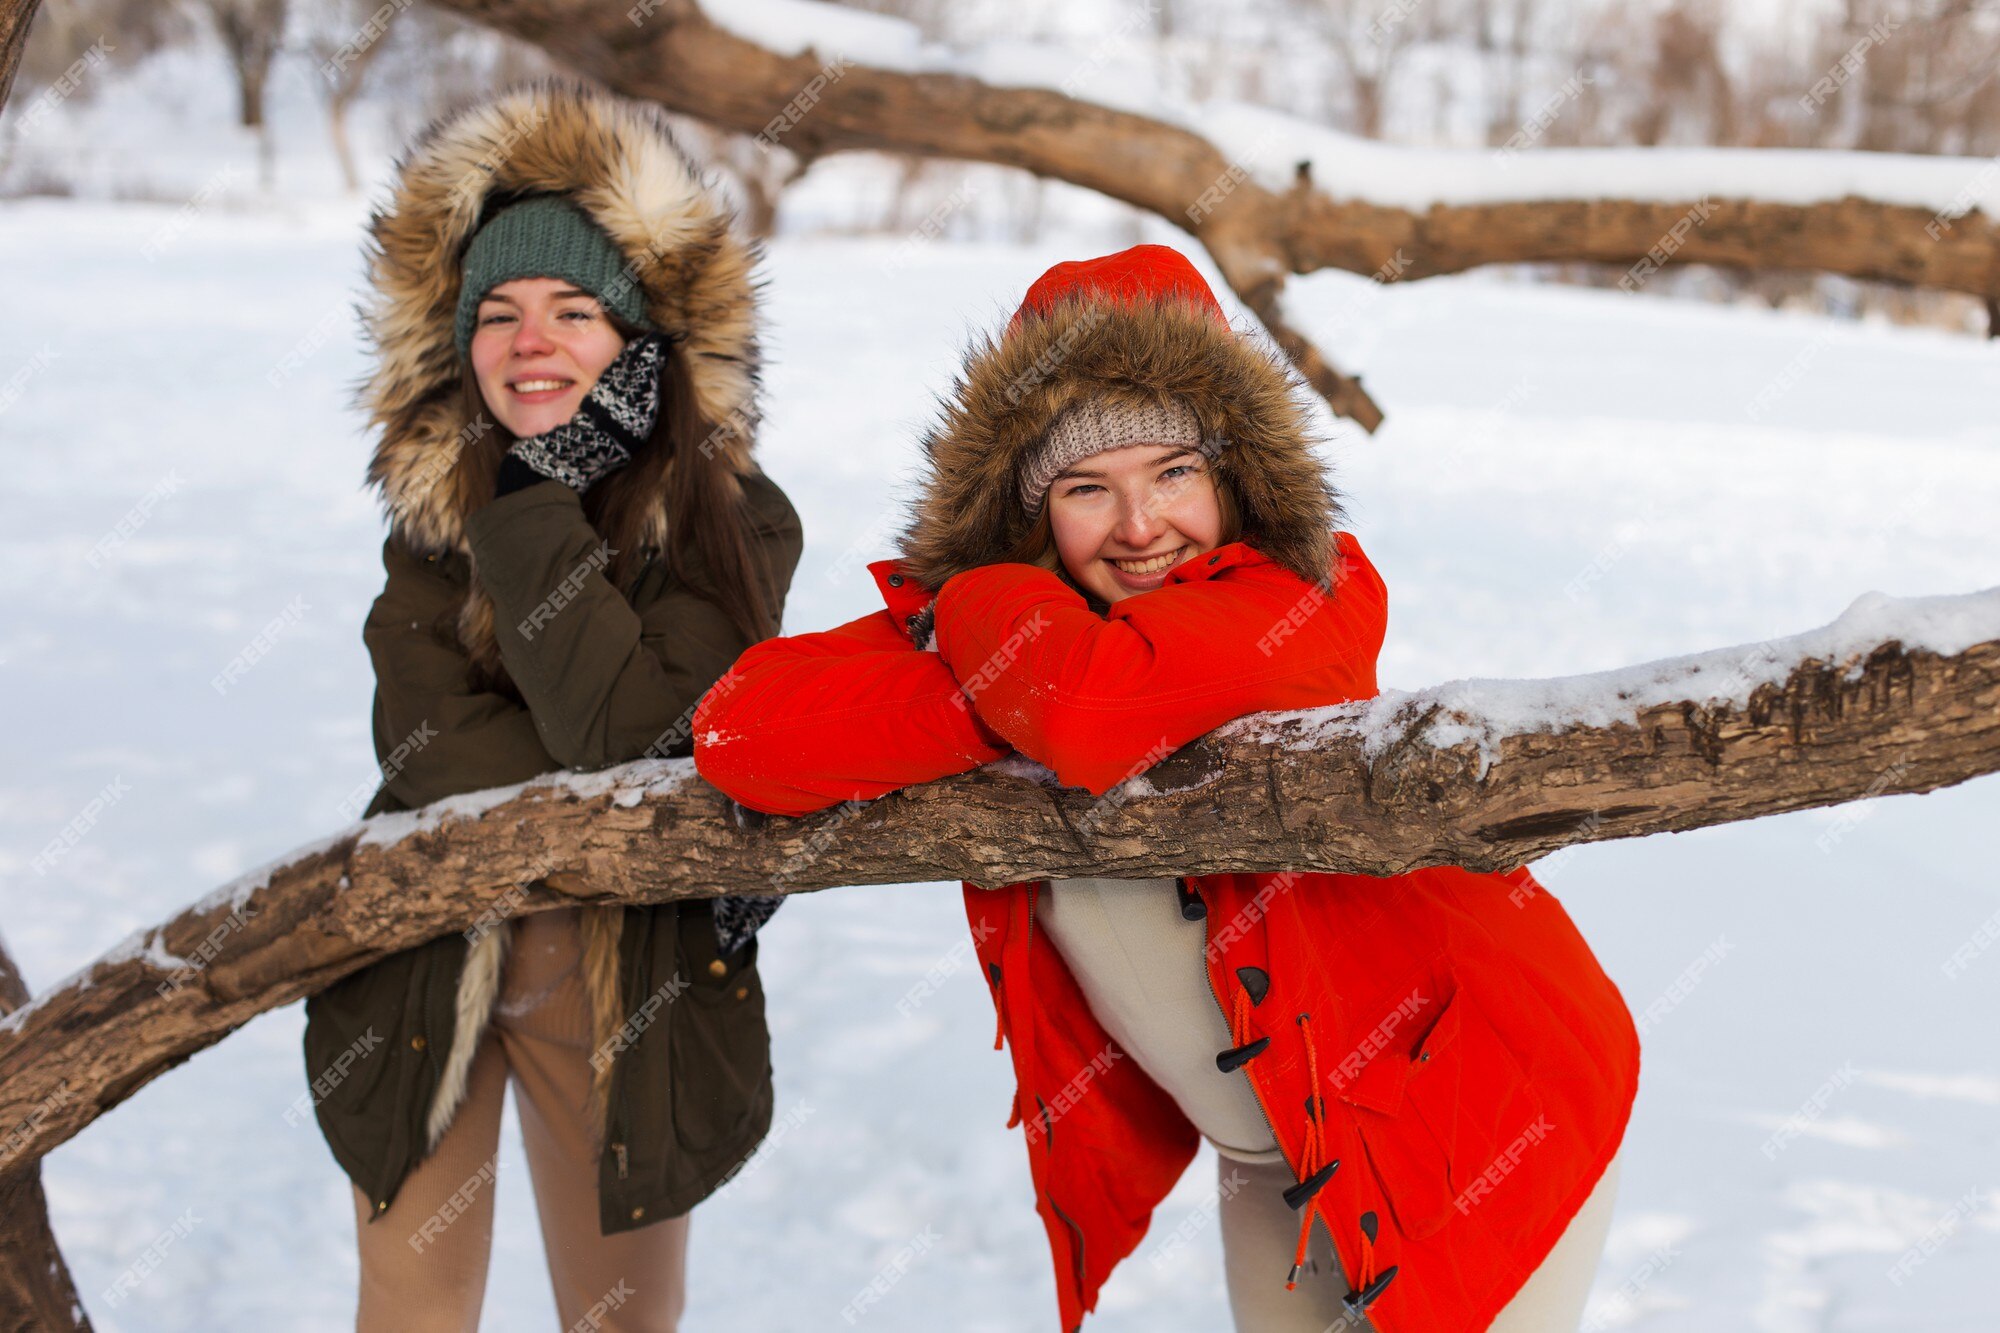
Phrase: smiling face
[
  {"left": 469, "top": 277, "right": 628, "bottom": 438},
  {"left": 1045, "top": 443, "right": 1228, "bottom": 604}
]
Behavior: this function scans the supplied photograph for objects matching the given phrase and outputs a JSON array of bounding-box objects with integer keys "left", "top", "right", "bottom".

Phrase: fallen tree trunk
[
  {"left": 0, "top": 930, "right": 90, "bottom": 1332},
  {"left": 423, "top": 0, "right": 2000, "bottom": 427},
  {"left": 3, "top": 586, "right": 1997, "bottom": 1174}
]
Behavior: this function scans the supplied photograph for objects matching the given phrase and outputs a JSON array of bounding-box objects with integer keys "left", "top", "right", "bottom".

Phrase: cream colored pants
[
  {"left": 348, "top": 909, "right": 689, "bottom": 1332},
  {"left": 1038, "top": 878, "right": 1622, "bottom": 1332}
]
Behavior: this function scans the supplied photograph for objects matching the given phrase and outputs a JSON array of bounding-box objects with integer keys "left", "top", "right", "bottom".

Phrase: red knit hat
[{"left": 1008, "top": 243, "right": 1229, "bottom": 330}]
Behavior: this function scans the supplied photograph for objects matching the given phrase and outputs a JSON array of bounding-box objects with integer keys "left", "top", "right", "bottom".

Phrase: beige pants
[
  {"left": 349, "top": 910, "right": 689, "bottom": 1332},
  {"left": 1039, "top": 879, "right": 1622, "bottom": 1332},
  {"left": 1215, "top": 1146, "right": 1622, "bottom": 1331}
]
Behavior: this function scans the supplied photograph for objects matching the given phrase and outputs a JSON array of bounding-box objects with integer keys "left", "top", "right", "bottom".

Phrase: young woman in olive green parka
[{"left": 303, "top": 78, "right": 803, "bottom": 1330}]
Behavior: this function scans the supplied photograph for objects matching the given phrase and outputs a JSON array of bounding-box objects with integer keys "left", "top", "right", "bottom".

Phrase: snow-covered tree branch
[
  {"left": 423, "top": 0, "right": 2000, "bottom": 430},
  {"left": 2, "top": 585, "right": 1996, "bottom": 1195}
]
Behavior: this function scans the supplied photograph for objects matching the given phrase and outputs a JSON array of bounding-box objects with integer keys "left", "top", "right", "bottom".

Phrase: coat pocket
[
  {"left": 1335, "top": 974, "right": 1549, "bottom": 1241},
  {"left": 1335, "top": 986, "right": 1460, "bottom": 1240},
  {"left": 668, "top": 912, "right": 772, "bottom": 1157},
  {"left": 1403, "top": 978, "right": 1552, "bottom": 1229},
  {"left": 302, "top": 970, "right": 400, "bottom": 1124},
  {"left": 300, "top": 946, "right": 431, "bottom": 1194}
]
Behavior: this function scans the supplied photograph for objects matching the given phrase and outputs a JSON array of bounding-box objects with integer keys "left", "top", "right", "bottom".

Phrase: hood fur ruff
[
  {"left": 359, "top": 76, "right": 761, "bottom": 563},
  {"left": 896, "top": 290, "right": 1345, "bottom": 631},
  {"left": 357, "top": 79, "right": 759, "bottom": 1158}
]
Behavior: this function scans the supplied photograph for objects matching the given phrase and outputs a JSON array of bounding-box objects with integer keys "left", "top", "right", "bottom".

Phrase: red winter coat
[{"left": 695, "top": 531, "right": 1641, "bottom": 1333}]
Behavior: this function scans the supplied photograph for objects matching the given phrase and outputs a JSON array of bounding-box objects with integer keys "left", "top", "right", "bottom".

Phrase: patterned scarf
[{"left": 506, "top": 333, "right": 665, "bottom": 491}]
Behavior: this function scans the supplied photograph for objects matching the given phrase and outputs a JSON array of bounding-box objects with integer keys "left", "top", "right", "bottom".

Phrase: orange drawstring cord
[
  {"left": 1301, "top": 1015, "right": 1323, "bottom": 1151},
  {"left": 1287, "top": 1206, "right": 1315, "bottom": 1291},
  {"left": 1304, "top": 1012, "right": 1377, "bottom": 1290},
  {"left": 1287, "top": 1013, "right": 1326, "bottom": 1292},
  {"left": 990, "top": 969, "right": 1016, "bottom": 1125}
]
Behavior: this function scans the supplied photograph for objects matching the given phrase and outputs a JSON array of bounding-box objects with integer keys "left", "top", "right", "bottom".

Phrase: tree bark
[
  {"left": 0, "top": 931, "right": 91, "bottom": 1332},
  {"left": 2, "top": 589, "right": 1997, "bottom": 1175},
  {"left": 0, "top": 0, "right": 44, "bottom": 116},
  {"left": 425, "top": 0, "right": 2000, "bottom": 431}
]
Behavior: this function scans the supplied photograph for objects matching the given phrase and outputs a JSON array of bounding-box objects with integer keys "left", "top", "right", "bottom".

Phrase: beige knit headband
[{"left": 1018, "top": 395, "right": 1204, "bottom": 515}]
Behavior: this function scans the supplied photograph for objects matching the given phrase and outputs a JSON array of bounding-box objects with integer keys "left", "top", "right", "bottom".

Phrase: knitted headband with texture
[{"left": 1017, "top": 395, "right": 1204, "bottom": 515}]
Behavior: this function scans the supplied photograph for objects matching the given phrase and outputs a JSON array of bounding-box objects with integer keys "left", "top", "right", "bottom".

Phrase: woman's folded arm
[
  {"left": 693, "top": 607, "right": 1014, "bottom": 817},
  {"left": 930, "top": 538, "right": 1388, "bottom": 794}
]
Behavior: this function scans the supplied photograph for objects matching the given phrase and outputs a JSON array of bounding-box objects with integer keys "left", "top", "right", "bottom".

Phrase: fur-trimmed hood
[
  {"left": 895, "top": 246, "right": 1344, "bottom": 639},
  {"left": 358, "top": 76, "right": 762, "bottom": 562}
]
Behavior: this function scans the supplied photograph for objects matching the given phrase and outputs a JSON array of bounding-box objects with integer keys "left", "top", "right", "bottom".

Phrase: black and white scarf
[{"left": 505, "top": 332, "right": 665, "bottom": 492}]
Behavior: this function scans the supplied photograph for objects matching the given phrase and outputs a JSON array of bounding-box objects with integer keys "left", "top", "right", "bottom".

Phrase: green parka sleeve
[
  {"left": 461, "top": 469, "right": 805, "bottom": 771},
  {"left": 362, "top": 535, "right": 559, "bottom": 812}
]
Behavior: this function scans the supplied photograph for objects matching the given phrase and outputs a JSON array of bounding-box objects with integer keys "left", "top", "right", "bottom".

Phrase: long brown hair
[{"left": 460, "top": 324, "right": 778, "bottom": 646}]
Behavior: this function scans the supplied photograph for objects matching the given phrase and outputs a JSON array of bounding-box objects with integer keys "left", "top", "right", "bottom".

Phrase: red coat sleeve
[
  {"left": 692, "top": 606, "right": 1014, "bottom": 817},
  {"left": 929, "top": 536, "right": 1388, "bottom": 795}
]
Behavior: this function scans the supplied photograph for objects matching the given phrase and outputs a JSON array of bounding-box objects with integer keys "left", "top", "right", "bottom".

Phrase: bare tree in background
[
  {"left": 1830, "top": 0, "right": 2000, "bottom": 154},
  {"left": 671, "top": 114, "right": 811, "bottom": 239},
  {"left": 196, "top": 0, "right": 287, "bottom": 187},
  {"left": 3, "top": 0, "right": 192, "bottom": 197},
  {"left": 1303, "top": 0, "right": 1432, "bottom": 138},
  {"left": 303, "top": 0, "right": 402, "bottom": 192},
  {"left": 375, "top": 2, "right": 552, "bottom": 140},
  {"left": 197, "top": 0, "right": 285, "bottom": 129},
  {"left": 10, "top": 0, "right": 187, "bottom": 92},
  {"left": 1466, "top": 0, "right": 1542, "bottom": 147},
  {"left": 1630, "top": 4, "right": 1734, "bottom": 146}
]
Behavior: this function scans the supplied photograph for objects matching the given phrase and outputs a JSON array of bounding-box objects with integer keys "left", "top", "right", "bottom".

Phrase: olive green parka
[{"left": 303, "top": 79, "right": 803, "bottom": 1235}]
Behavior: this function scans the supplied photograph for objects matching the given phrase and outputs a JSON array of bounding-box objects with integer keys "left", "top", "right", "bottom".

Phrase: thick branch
[
  {"left": 0, "top": 931, "right": 90, "bottom": 1332},
  {"left": 425, "top": 0, "right": 2000, "bottom": 430},
  {"left": 0, "top": 0, "right": 45, "bottom": 114},
  {"left": 2, "top": 587, "right": 1997, "bottom": 1172}
]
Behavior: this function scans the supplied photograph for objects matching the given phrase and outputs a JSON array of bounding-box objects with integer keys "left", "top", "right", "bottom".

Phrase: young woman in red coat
[{"left": 694, "top": 245, "right": 1640, "bottom": 1332}]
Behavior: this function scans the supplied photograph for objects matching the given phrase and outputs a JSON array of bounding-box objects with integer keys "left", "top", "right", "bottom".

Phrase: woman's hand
[{"left": 496, "top": 333, "right": 665, "bottom": 496}]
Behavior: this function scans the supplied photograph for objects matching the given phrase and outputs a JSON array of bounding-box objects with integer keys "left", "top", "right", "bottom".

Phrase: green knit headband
[{"left": 454, "top": 195, "right": 655, "bottom": 357}]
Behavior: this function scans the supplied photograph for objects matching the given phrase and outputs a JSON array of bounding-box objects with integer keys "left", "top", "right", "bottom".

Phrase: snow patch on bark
[{"left": 1230, "top": 585, "right": 2000, "bottom": 779}]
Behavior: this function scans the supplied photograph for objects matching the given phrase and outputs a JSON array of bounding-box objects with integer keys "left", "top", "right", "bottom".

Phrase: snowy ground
[{"left": 3, "top": 184, "right": 1999, "bottom": 1332}]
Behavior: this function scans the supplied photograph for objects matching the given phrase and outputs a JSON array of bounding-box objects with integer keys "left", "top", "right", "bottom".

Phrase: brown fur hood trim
[
  {"left": 896, "top": 291, "right": 1345, "bottom": 605},
  {"left": 357, "top": 76, "right": 763, "bottom": 558}
]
